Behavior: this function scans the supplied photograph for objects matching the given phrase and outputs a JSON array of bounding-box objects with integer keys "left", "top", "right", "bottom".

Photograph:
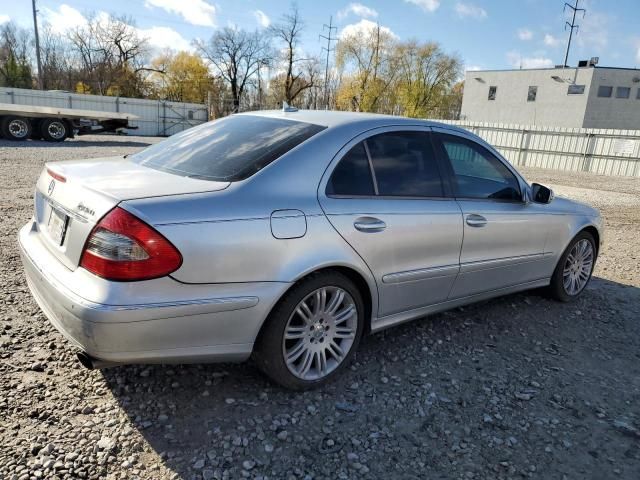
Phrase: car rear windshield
[{"left": 130, "top": 115, "right": 326, "bottom": 181}]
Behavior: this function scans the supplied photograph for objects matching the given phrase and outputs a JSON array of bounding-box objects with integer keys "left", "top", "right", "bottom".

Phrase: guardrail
[{"left": 436, "top": 120, "right": 640, "bottom": 177}]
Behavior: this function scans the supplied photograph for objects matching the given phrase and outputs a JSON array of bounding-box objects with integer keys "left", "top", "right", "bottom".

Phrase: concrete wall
[
  {"left": 461, "top": 68, "right": 594, "bottom": 128},
  {"left": 583, "top": 69, "right": 640, "bottom": 129}
]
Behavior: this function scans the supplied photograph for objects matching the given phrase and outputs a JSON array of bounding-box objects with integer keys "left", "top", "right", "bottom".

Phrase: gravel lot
[{"left": 1, "top": 135, "right": 639, "bottom": 480}]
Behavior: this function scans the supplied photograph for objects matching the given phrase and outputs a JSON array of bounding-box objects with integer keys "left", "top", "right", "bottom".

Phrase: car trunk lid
[{"left": 34, "top": 156, "right": 230, "bottom": 270}]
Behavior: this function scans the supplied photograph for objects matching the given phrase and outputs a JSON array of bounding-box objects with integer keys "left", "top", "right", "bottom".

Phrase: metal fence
[
  {"left": 0, "top": 87, "right": 208, "bottom": 136},
  {"left": 436, "top": 120, "right": 640, "bottom": 177}
]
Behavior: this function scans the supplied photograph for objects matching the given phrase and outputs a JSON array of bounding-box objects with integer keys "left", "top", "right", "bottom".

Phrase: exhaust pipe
[{"left": 76, "top": 351, "right": 118, "bottom": 370}]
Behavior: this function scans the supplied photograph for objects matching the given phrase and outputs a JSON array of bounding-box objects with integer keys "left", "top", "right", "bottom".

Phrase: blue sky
[{"left": 3, "top": 0, "right": 640, "bottom": 71}]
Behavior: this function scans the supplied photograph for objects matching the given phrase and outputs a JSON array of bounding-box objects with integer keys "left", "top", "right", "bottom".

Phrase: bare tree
[
  {"left": 0, "top": 22, "right": 33, "bottom": 88},
  {"left": 194, "top": 28, "right": 270, "bottom": 112},
  {"left": 269, "top": 5, "right": 315, "bottom": 105}
]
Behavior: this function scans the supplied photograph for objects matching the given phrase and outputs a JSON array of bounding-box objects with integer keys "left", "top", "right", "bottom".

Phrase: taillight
[{"left": 80, "top": 207, "right": 182, "bottom": 281}]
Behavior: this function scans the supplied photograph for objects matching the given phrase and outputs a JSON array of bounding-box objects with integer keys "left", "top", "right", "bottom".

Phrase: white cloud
[
  {"left": 337, "top": 3, "right": 379, "bottom": 20},
  {"left": 455, "top": 3, "right": 487, "bottom": 19},
  {"left": 144, "top": 0, "right": 216, "bottom": 27},
  {"left": 466, "top": 65, "right": 482, "bottom": 71},
  {"left": 507, "top": 51, "right": 553, "bottom": 69},
  {"left": 404, "top": 0, "right": 440, "bottom": 13},
  {"left": 42, "top": 4, "right": 87, "bottom": 34},
  {"left": 253, "top": 10, "right": 270, "bottom": 28},
  {"left": 544, "top": 33, "right": 561, "bottom": 47},
  {"left": 517, "top": 28, "right": 533, "bottom": 41},
  {"left": 576, "top": 11, "right": 608, "bottom": 52},
  {"left": 0, "top": 14, "right": 10, "bottom": 25},
  {"left": 340, "top": 19, "right": 397, "bottom": 40},
  {"left": 137, "top": 25, "right": 192, "bottom": 51}
]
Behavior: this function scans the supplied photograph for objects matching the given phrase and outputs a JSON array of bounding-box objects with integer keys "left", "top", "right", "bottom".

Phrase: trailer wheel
[
  {"left": 41, "top": 118, "right": 68, "bottom": 142},
  {"left": 1, "top": 116, "right": 32, "bottom": 141}
]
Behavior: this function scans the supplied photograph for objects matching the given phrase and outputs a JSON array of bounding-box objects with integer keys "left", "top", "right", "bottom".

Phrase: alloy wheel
[
  {"left": 282, "top": 286, "right": 358, "bottom": 381},
  {"left": 563, "top": 238, "right": 594, "bottom": 295}
]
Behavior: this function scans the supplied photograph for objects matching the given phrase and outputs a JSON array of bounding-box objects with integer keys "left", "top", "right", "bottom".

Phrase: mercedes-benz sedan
[{"left": 19, "top": 110, "right": 603, "bottom": 389}]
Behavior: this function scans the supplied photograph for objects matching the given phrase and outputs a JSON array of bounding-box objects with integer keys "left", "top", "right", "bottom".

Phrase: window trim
[
  {"left": 323, "top": 127, "right": 452, "bottom": 200},
  {"left": 431, "top": 130, "right": 525, "bottom": 204}
]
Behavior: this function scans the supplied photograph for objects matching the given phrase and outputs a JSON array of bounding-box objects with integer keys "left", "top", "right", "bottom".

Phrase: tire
[
  {"left": 253, "top": 271, "right": 365, "bottom": 390},
  {"left": 40, "top": 118, "right": 68, "bottom": 142},
  {"left": 1, "top": 116, "right": 32, "bottom": 141},
  {"left": 548, "top": 231, "right": 596, "bottom": 302}
]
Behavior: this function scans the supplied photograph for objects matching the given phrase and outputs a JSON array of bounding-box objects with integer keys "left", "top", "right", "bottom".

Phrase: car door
[
  {"left": 318, "top": 127, "right": 463, "bottom": 318},
  {"left": 431, "top": 129, "right": 553, "bottom": 299}
]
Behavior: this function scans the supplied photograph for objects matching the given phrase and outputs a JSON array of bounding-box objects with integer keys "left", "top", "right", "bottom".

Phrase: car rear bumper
[{"left": 18, "top": 221, "right": 290, "bottom": 364}]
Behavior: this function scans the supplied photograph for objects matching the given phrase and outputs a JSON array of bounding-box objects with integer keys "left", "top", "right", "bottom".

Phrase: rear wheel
[
  {"left": 1, "top": 116, "right": 32, "bottom": 141},
  {"left": 254, "top": 271, "right": 364, "bottom": 389},
  {"left": 548, "top": 231, "right": 596, "bottom": 302},
  {"left": 41, "top": 118, "right": 68, "bottom": 142}
]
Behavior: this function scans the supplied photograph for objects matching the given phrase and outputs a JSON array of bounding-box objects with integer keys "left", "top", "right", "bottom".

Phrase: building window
[
  {"left": 567, "top": 84, "right": 585, "bottom": 95},
  {"left": 616, "top": 87, "right": 631, "bottom": 99},
  {"left": 597, "top": 86, "right": 613, "bottom": 98},
  {"left": 488, "top": 86, "right": 497, "bottom": 100},
  {"left": 637, "top": 88, "right": 640, "bottom": 100},
  {"left": 527, "top": 86, "right": 537, "bottom": 102}
]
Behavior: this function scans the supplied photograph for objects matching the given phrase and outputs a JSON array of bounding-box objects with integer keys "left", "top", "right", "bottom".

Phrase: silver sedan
[{"left": 19, "top": 110, "right": 603, "bottom": 389}]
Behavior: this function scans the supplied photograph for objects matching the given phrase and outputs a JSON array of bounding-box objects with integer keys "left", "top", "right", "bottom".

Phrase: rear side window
[
  {"left": 130, "top": 115, "right": 326, "bottom": 181},
  {"left": 326, "top": 143, "right": 374, "bottom": 196},
  {"left": 438, "top": 133, "right": 521, "bottom": 201},
  {"left": 367, "top": 132, "right": 443, "bottom": 197}
]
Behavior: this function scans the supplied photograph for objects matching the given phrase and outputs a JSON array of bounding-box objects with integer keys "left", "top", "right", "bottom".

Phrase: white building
[{"left": 460, "top": 65, "right": 640, "bottom": 129}]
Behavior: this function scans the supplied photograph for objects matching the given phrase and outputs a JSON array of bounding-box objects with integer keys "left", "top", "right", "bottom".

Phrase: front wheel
[
  {"left": 548, "top": 231, "right": 596, "bottom": 302},
  {"left": 254, "top": 271, "right": 364, "bottom": 389}
]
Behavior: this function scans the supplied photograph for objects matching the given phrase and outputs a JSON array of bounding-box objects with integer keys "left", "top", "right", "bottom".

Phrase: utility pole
[
  {"left": 319, "top": 16, "right": 336, "bottom": 110},
  {"left": 563, "top": 0, "right": 586, "bottom": 68},
  {"left": 32, "top": 0, "right": 43, "bottom": 89}
]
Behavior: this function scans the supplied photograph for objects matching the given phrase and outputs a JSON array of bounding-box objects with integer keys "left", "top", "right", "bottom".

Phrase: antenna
[
  {"left": 563, "top": 0, "right": 586, "bottom": 68},
  {"left": 32, "top": 0, "right": 43, "bottom": 89},
  {"left": 319, "top": 16, "right": 337, "bottom": 110}
]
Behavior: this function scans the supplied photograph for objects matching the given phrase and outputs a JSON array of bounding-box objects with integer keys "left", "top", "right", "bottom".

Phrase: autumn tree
[
  {"left": 194, "top": 28, "right": 270, "bottom": 112},
  {"left": 395, "top": 40, "right": 462, "bottom": 118},
  {"left": 335, "top": 22, "right": 398, "bottom": 113}
]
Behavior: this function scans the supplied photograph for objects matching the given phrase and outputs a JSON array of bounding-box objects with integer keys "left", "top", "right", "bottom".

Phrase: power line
[
  {"left": 319, "top": 16, "right": 336, "bottom": 110},
  {"left": 563, "top": 0, "right": 586, "bottom": 68}
]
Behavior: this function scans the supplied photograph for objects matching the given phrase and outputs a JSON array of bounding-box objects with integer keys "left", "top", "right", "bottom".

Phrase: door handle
[
  {"left": 354, "top": 217, "right": 386, "bottom": 233},
  {"left": 466, "top": 214, "right": 487, "bottom": 227}
]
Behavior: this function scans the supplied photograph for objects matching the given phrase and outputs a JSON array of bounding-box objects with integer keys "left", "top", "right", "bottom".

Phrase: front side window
[
  {"left": 597, "top": 85, "right": 613, "bottom": 98},
  {"left": 527, "top": 86, "right": 537, "bottom": 102},
  {"left": 367, "top": 132, "right": 443, "bottom": 197},
  {"left": 438, "top": 134, "right": 521, "bottom": 201},
  {"left": 326, "top": 142, "right": 375, "bottom": 196},
  {"left": 488, "top": 86, "right": 497, "bottom": 100},
  {"left": 130, "top": 115, "right": 326, "bottom": 181},
  {"left": 616, "top": 87, "right": 631, "bottom": 99}
]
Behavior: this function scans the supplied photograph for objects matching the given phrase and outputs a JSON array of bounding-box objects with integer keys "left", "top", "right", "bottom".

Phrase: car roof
[{"left": 237, "top": 109, "right": 467, "bottom": 133}]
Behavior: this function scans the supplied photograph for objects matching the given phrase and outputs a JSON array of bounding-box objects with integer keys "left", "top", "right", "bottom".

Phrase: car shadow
[{"left": 100, "top": 276, "right": 640, "bottom": 479}]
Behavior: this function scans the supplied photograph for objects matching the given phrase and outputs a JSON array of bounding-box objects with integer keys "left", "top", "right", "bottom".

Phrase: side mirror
[{"left": 531, "top": 183, "right": 554, "bottom": 204}]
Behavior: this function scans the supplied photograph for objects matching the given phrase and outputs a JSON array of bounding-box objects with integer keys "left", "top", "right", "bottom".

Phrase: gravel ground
[{"left": 1, "top": 135, "right": 639, "bottom": 480}]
